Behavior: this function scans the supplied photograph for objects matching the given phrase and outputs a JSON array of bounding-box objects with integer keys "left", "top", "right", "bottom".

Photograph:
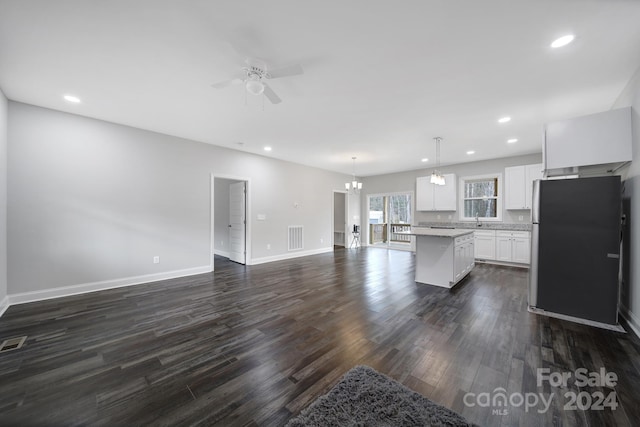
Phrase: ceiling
[{"left": 1, "top": 0, "right": 640, "bottom": 177}]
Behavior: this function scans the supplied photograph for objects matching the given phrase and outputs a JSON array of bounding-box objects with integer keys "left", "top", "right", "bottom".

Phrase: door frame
[
  {"left": 331, "top": 190, "right": 349, "bottom": 248},
  {"left": 365, "top": 190, "right": 415, "bottom": 251},
  {"left": 210, "top": 174, "right": 252, "bottom": 271}
]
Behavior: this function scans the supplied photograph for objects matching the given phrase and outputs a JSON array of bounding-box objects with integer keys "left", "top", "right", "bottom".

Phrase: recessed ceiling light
[
  {"left": 507, "top": 138, "right": 518, "bottom": 143},
  {"left": 498, "top": 116, "right": 511, "bottom": 123},
  {"left": 264, "top": 146, "right": 272, "bottom": 152},
  {"left": 466, "top": 150, "right": 475, "bottom": 155},
  {"left": 63, "top": 95, "right": 81, "bottom": 103},
  {"left": 551, "top": 34, "right": 575, "bottom": 48},
  {"left": 421, "top": 158, "right": 429, "bottom": 162}
]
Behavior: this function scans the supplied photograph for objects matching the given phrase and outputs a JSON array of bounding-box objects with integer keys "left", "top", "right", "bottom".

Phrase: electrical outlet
[
  {"left": 518, "top": 215, "right": 524, "bottom": 221},
  {"left": 153, "top": 256, "right": 160, "bottom": 264},
  {"left": 437, "top": 214, "right": 441, "bottom": 219},
  {"left": 267, "top": 244, "right": 271, "bottom": 250},
  {"left": 320, "top": 238, "right": 324, "bottom": 244},
  {"left": 448, "top": 215, "right": 452, "bottom": 219},
  {"left": 221, "top": 241, "right": 224, "bottom": 246}
]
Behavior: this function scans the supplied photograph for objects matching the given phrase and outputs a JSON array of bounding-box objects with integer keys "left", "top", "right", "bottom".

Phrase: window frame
[{"left": 458, "top": 173, "right": 503, "bottom": 222}]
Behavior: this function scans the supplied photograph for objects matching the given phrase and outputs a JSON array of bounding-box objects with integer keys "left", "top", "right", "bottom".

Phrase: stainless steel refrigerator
[{"left": 529, "top": 176, "right": 622, "bottom": 326}]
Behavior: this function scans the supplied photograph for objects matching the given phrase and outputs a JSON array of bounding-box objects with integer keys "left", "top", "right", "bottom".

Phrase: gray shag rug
[{"left": 287, "top": 365, "right": 474, "bottom": 427}]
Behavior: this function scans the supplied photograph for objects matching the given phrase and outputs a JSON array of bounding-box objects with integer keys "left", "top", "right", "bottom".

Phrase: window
[{"left": 459, "top": 174, "right": 502, "bottom": 221}]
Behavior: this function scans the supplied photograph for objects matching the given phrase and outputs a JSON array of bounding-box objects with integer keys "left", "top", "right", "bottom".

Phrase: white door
[
  {"left": 333, "top": 192, "right": 347, "bottom": 247},
  {"left": 229, "top": 182, "right": 246, "bottom": 264}
]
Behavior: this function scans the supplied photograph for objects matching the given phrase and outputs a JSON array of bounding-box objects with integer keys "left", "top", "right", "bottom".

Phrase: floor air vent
[
  {"left": 288, "top": 225, "right": 304, "bottom": 251},
  {"left": 0, "top": 336, "right": 27, "bottom": 353}
]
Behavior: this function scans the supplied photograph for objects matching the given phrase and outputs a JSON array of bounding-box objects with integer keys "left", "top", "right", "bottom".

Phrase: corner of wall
[
  {"left": 617, "top": 64, "right": 640, "bottom": 338},
  {"left": 0, "top": 88, "right": 8, "bottom": 305}
]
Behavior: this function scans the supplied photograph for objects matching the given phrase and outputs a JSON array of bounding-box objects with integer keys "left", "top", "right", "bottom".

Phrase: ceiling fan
[{"left": 211, "top": 58, "right": 304, "bottom": 104}]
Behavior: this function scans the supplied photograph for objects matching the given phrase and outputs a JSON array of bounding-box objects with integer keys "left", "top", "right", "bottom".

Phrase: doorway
[
  {"left": 212, "top": 176, "right": 249, "bottom": 268},
  {"left": 333, "top": 191, "right": 348, "bottom": 249},
  {"left": 367, "top": 192, "right": 413, "bottom": 249}
]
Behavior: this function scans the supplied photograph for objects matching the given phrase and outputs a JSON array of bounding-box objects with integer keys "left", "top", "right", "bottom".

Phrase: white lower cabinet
[
  {"left": 496, "top": 231, "right": 530, "bottom": 264},
  {"left": 474, "top": 230, "right": 496, "bottom": 260},
  {"left": 415, "top": 232, "right": 474, "bottom": 288},
  {"left": 454, "top": 234, "right": 475, "bottom": 282}
]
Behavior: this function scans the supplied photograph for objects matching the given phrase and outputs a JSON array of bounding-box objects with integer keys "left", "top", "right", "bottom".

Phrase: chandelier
[{"left": 345, "top": 157, "right": 363, "bottom": 193}]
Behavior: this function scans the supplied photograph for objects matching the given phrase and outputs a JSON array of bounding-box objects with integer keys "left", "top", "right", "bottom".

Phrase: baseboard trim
[
  {"left": 528, "top": 306, "right": 625, "bottom": 332},
  {"left": 0, "top": 296, "right": 9, "bottom": 317},
  {"left": 214, "top": 249, "right": 231, "bottom": 258},
  {"left": 6, "top": 265, "right": 212, "bottom": 309},
  {"left": 475, "top": 259, "right": 529, "bottom": 269},
  {"left": 250, "top": 247, "right": 334, "bottom": 265},
  {"left": 620, "top": 305, "right": 640, "bottom": 338}
]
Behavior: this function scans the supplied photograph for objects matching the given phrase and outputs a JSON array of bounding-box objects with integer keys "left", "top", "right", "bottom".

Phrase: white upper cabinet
[
  {"left": 505, "top": 163, "right": 543, "bottom": 210},
  {"left": 416, "top": 174, "right": 457, "bottom": 211},
  {"left": 544, "top": 107, "right": 632, "bottom": 176}
]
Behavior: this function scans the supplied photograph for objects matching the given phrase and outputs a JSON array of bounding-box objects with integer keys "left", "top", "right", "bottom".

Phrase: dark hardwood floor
[{"left": 0, "top": 248, "right": 639, "bottom": 426}]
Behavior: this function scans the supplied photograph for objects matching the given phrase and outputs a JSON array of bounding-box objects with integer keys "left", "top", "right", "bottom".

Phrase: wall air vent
[{"left": 288, "top": 226, "right": 304, "bottom": 251}]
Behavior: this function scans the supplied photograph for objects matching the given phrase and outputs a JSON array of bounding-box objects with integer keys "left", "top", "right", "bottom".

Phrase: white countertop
[{"left": 401, "top": 228, "right": 475, "bottom": 238}]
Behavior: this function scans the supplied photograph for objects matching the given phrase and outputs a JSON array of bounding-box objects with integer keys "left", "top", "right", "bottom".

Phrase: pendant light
[
  {"left": 430, "top": 137, "right": 446, "bottom": 186},
  {"left": 345, "top": 157, "right": 363, "bottom": 193}
]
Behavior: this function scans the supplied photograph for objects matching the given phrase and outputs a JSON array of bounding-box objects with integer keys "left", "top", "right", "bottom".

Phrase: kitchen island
[{"left": 408, "top": 227, "right": 475, "bottom": 288}]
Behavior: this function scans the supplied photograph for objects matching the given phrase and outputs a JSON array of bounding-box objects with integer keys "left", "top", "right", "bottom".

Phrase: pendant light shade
[
  {"left": 430, "top": 137, "right": 445, "bottom": 186},
  {"left": 345, "top": 157, "right": 363, "bottom": 193}
]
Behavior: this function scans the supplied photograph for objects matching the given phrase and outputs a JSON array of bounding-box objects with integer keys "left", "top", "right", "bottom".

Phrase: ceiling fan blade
[
  {"left": 211, "top": 71, "right": 245, "bottom": 89},
  {"left": 268, "top": 64, "right": 304, "bottom": 79},
  {"left": 263, "top": 83, "right": 282, "bottom": 104},
  {"left": 211, "top": 78, "right": 244, "bottom": 89}
]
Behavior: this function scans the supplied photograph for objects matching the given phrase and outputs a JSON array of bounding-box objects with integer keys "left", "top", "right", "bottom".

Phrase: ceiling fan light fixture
[{"left": 245, "top": 78, "right": 264, "bottom": 95}]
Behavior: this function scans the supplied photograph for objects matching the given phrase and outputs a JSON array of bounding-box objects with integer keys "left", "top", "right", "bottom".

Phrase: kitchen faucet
[{"left": 475, "top": 214, "right": 482, "bottom": 228}]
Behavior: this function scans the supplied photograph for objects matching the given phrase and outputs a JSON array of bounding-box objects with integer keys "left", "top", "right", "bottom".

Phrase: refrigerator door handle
[
  {"left": 531, "top": 179, "right": 541, "bottom": 224},
  {"left": 607, "top": 253, "right": 620, "bottom": 259},
  {"left": 529, "top": 223, "right": 539, "bottom": 307}
]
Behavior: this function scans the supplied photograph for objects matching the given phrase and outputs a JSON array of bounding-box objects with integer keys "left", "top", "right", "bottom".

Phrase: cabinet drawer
[
  {"left": 474, "top": 230, "right": 496, "bottom": 238},
  {"left": 496, "top": 230, "right": 530, "bottom": 239},
  {"left": 454, "top": 234, "right": 473, "bottom": 245}
]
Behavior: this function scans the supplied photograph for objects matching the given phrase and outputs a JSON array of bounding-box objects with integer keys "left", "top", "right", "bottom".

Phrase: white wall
[
  {"left": 613, "top": 66, "right": 640, "bottom": 335},
  {"left": 360, "top": 153, "right": 543, "bottom": 228},
  {"left": 0, "top": 89, "right": 7, "bottom": 310},
  {"left": 7, "top": 102, "right": 352, "bottom": 296}
]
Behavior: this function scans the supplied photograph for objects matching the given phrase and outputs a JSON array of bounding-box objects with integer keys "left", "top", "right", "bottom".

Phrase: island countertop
[{"left": 403, "top": 228, "right": 474, "bottom": 238}]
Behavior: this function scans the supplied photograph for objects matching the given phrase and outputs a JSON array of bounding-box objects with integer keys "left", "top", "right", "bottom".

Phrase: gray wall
[
  {"left": 7, "top": 102, "right": 355, "bottom": 294},
  {"left": 0, "top": 89, "right": 7, "bottom": 304},
  {"left": 614, "top": 66, "right": 640, "bottom": 333},
  {"left": 360, "top": 153, "right": 543, "bottom": 229}
]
